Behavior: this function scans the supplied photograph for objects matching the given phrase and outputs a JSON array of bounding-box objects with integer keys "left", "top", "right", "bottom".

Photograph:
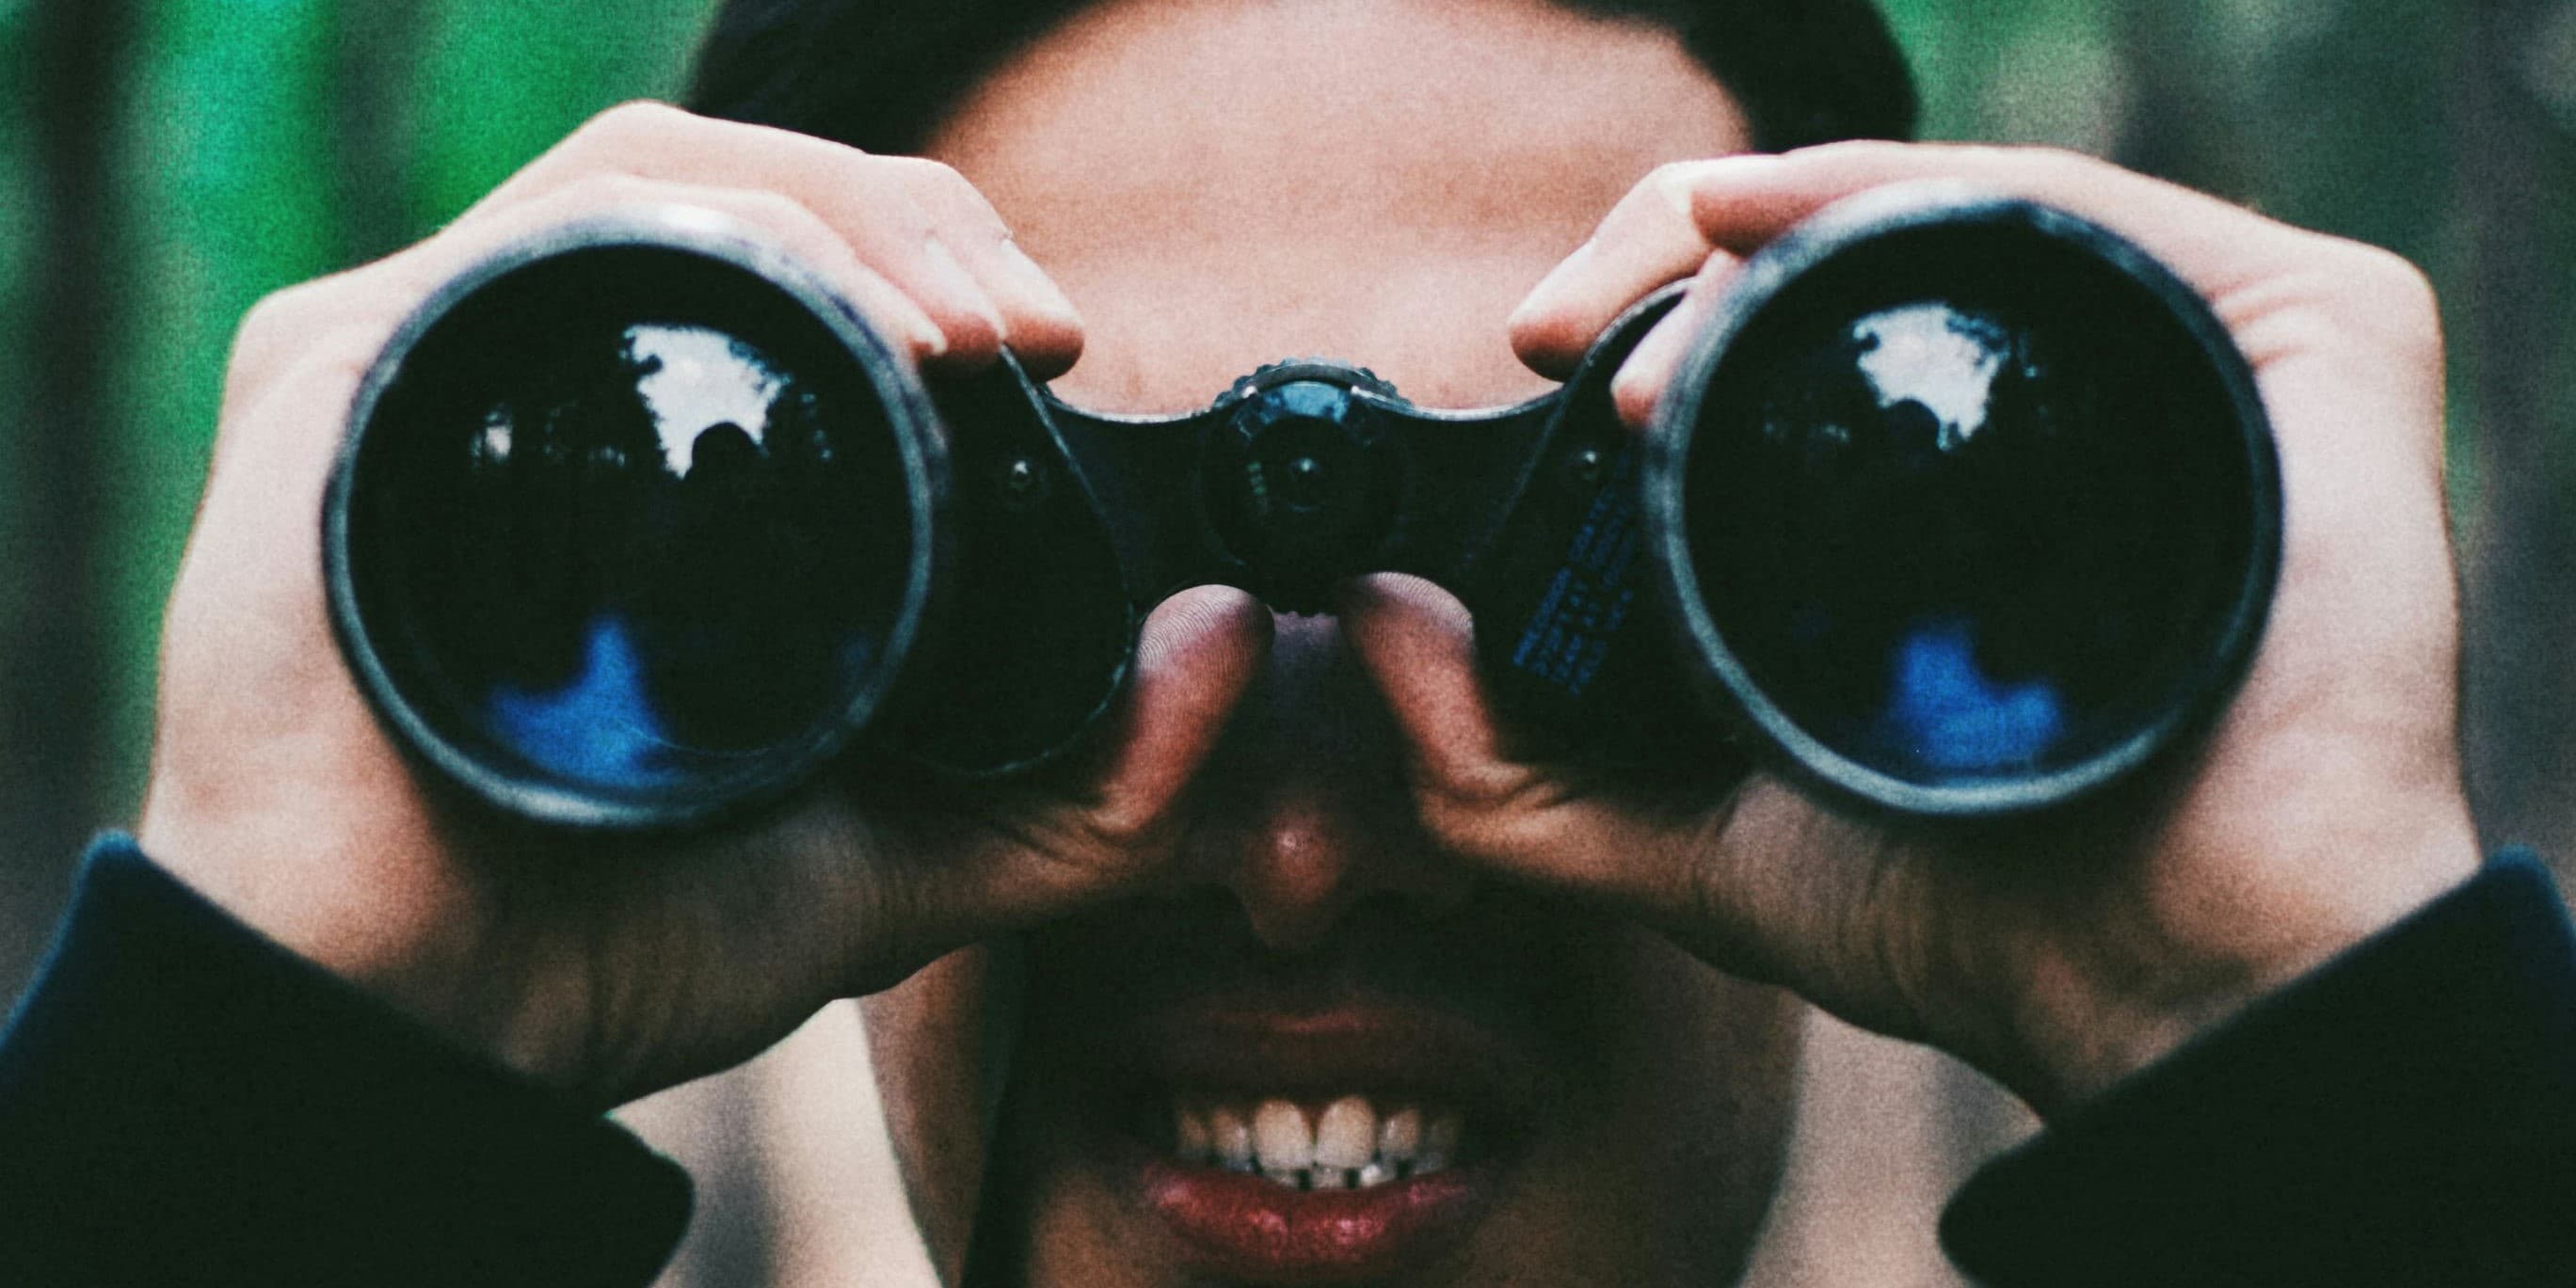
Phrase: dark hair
[{"left": 686, "top": 0, "right": 1917, "bottom": 154}]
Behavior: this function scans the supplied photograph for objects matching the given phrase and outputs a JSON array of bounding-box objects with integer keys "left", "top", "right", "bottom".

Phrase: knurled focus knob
[{"left": 1200, "top": 361, "right": 1407, "bottom": 612}]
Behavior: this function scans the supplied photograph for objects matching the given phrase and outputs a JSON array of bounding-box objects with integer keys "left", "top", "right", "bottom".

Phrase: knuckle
[
  {"left": 1080, "top": 788, "right": 1170, "bottom": 854},
  {"left": 1408, "top": 763, "right": 1516, "bottom": 847},
  {"left": 2292, "top": 239, "right": 2445, "bottom": 368},
  {"left": 2351, "top": 243, "right": 2441, "bottom": 320},
  {"left": 1412, "top": 791, "right": 1484, "bottom": 855},
  {"left": 884, "top": 156, "right": 1005, "bottom": 226},
  {"left": 225, "top": 280, "right": 338, "bottom": 395},
  {"left": 232, "top": 282, "right": 320, "bottom": 354},
  {"left": 209, "top": 321, "right": 387, "bottom": 466},
  {"left": 2020, "top": 143, "right": 2101, "bottom": 172},
  {"left": 575, "top": 99, "right": 693, "bottom": 151},
  {"left": 880, "top": 153, "right": 968, "bottom": 189}
]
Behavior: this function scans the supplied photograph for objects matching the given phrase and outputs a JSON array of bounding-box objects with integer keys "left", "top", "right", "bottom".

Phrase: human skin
[{"left": 134, "top": 0, "right": 2479, "bottom": 1283}]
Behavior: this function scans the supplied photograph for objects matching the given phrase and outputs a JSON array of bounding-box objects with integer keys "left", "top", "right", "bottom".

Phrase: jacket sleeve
[
  {"left": 1941, "top": 850, "right": 2576, "bottom": 1287},
  {"left": 0, "top": 836, "right": 694, "bottom": 1288}
]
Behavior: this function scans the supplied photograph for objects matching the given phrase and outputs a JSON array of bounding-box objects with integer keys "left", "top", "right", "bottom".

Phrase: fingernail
[
  {"left": 923, "top": 236, "right": 1007, "bottom": 334},
  {"left": 891, "top": 301, "right": 945, "bottom": 360},
  {"left": 1000, "top": 238, "right": 1080, "bottom": 325},
  {"left": 1610, "top": 295, "right": 1702, "bottom": 427},
  {"left": 912, "top": 318, "right": 949, "bottom": 360}
]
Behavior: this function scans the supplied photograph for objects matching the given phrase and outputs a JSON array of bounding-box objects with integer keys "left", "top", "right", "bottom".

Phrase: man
[{"left": 2, "top": 0, "right": 2569, "bottom": 1284}]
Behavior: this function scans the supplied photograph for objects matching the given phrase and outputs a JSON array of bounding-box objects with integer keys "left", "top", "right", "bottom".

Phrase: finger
[
  {"left": 793, "top": 587, "right": 1272, "bottom": 1000},
  {"left": 1514, "top": 142, "right": 2321, "bottom": 383},
  {"left": 1335, "top": 574, "right": 1650, "bottom": 883},
  {"left": 1510, "top": 157, "right": 1758, "bottom": 378},
  {"left": 1336, "top": 573, "right": 1808, "bottom": 961},
  {"left": 1668, "top": 142, "right": 2312, "bottom": 298},
  {"left": 468, "top": 103, "right": 1016, "bottom": 369},
  {"left": 1334, "top": 574, "right": 1511, "bottom": 790},
  {"left": 1606, "top": 253, "right": 1728, "bottom": 429},
  {"left": 1081, "top": 583, "right": 1276, "bottom": 835},
  {"left": 221, "top": 175, "right": 950, "bottom": 429},
  {"left": 877, "top": 156, "right": 1086, "bottom": 380},
  {"left": 925, "top": 584, "right": 1274, "bottom": 930}
]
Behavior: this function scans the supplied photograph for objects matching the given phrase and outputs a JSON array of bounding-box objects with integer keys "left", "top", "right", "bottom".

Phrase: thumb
[
  {"left": 817, "top": 585, "right": 1271, "bottom": 1000},
  {"left": 1335, "top": 573, "right": 1512, "bottom": 791},
  {"left": 937, "top": 583, "right": 1274, "bottom": 924},
  {"left": 1338, "top": 572, "right": 1881, "bottom": 1004},
  {"left": 1087, "top": 583, "right": 1277, "bottom": 825},
  {"left": 1336, "top": 573, "right": 1672, "bottom": 896}
]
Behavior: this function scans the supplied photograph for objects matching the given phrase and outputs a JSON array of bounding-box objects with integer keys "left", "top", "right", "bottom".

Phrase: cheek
[
  {"left": 860, "top": 946, "right": 1011, "bottom": 1284},
  {"left": 1487, "top": 931, "right": 1806, "bottom": 1285},
  {"left": 1626, "top": 938, "right": 1806, "bottom": 1273}
]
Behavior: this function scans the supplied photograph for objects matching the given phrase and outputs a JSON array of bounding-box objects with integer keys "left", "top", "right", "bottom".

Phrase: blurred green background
[{"left": 2, "top": 0, "right": 2572, "bottom": 1007}]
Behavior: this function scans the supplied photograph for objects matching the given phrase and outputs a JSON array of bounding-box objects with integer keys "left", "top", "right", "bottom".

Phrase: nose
[{"left": 1178, "top": 612, "right": 1480, "bottom": 951}]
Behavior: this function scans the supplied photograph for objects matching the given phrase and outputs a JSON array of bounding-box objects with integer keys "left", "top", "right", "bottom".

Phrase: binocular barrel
[{"left": 325, "top": 187, "right": 2280, "bottom": 831}]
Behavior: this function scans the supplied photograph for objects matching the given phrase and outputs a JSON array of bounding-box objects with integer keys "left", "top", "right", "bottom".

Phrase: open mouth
[{"left": 1063, "top": 999, "right": 1544, "bottom": 1283}]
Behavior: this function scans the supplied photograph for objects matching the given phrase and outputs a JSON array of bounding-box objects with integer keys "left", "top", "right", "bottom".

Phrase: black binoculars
[{"left": 324, "top": 185, "right": 2280, "bottom": 831}]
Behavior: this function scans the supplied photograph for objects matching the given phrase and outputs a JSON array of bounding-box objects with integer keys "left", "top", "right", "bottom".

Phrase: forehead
[{"left": 922, "top": 0, "right": 1752, "bottom": 412}]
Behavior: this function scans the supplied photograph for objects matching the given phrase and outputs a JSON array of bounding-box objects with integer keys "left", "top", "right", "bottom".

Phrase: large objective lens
[
  {"left": 331, "top": 229, "right": 941, "bottom": 827},
  {"left": 1654, "top": 194, "right": 2278, "bottom": 815}
]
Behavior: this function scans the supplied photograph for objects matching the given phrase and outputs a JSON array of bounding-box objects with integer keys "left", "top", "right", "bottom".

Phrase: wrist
[{"left": 136, "top": 784, "right": 614, "bottom": 1101}]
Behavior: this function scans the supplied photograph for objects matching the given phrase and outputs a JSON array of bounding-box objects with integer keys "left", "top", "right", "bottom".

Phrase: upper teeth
[{"left": 1176, "top": 1096, "right": 1463, "bottom": 1190}]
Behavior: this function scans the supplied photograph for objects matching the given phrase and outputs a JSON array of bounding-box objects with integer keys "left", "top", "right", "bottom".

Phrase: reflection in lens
[
  {"left": 487, "top": 611, "right": 668, "bottom": 789},
  {"left": 343, "top": 245, "right": 925, "bottom": 819},
  {"left": 1674, "top": 214, "right": 2266, "bottom": 803},
  {"left": 1881, "top": 615, "right": 2065, "bottom": 772}
]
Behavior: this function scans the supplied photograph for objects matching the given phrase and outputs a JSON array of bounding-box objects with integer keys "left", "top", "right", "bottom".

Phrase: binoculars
[{"left": 325, "top": 185, "right": 2280, "bottom": 831}]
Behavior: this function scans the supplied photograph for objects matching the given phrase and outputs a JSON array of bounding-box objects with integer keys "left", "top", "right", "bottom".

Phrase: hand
[
  {"left": 1343, "top": 142, "right": 2481, "bottom": 1116},
  {"left": 136, "top": 102, "right": 1272, "bottom": 1108}
]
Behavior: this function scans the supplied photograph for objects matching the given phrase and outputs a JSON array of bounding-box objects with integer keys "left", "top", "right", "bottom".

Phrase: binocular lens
[
  {"left": 1667, "top": 207, "right": 2273, "bottom": 811},
  {"left": 334, "top": 240, "right": 936, "bottom": 825}
]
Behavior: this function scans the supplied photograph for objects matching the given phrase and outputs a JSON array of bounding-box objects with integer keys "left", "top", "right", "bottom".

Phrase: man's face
[{"left": 884, "top": 1, "right": 1804, "bottom": 1282}]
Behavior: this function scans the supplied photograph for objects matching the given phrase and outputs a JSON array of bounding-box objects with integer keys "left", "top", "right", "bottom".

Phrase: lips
[
  {"left": 1135, "top": 1152, "right": 1486, "bottom": 1283},
  {"left": 1007, "top": 881, "right": 1609, "bottom": 1283},
  {"left": 1060, "top": 995, "right": 1547, "bottom": 1282}
]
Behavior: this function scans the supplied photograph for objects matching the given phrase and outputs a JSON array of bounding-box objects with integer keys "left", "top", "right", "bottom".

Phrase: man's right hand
[{"left": 135, "top": 101, "right": 1272, "bottom": 1109}]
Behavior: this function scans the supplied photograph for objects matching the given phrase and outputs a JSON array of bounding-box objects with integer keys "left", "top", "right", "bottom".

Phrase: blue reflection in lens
[
  {"left": 1880, "top": 617, "right": 2066, "bottom": 772},
  {"left": 488, "top": 613, "right": 680, "bottom": 788}
]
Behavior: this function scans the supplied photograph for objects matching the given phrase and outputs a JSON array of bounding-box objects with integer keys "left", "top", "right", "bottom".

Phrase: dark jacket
[{"left": 3, "top": 838, "right": 2570, "bottom": 1286}]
